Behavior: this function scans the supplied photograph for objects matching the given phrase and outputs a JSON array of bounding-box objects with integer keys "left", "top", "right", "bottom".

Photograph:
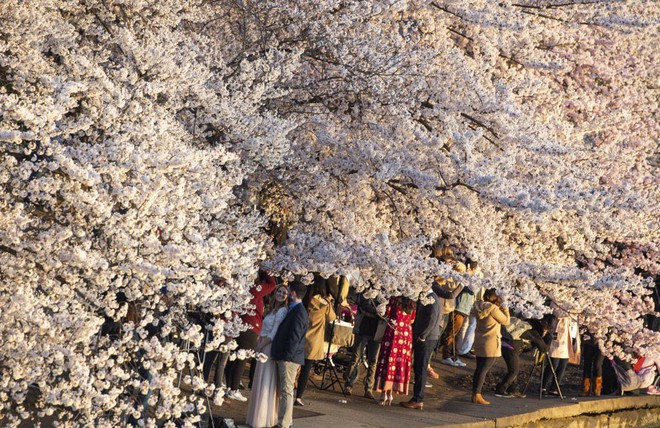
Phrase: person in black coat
[
  {"left": 344, "top": 292, "right": 384, "bottom": 399},
  {"left": 401, "top": 288, "right": 441, "bottom": 410},
  {"left": 271, "top": 281, "right": 308, "bottom": 428}
]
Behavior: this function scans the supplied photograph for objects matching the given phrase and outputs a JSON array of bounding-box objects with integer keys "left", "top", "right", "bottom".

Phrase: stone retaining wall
[{"left": 447, "top": 396, "right": 660, "bottom": 428}]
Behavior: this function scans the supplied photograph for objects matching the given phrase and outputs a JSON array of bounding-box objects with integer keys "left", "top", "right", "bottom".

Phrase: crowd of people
[{"left": 200, "top": 252, "right": 660, "bottom": 428}]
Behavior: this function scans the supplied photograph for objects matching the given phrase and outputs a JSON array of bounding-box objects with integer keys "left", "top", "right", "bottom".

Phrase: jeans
[
  {"left": 203, "top": 350, "right": 229, "bottom": 388},
  {"left": 344, "top": 335, "right": 381, "bottom": 392},
  {"left": 457, "top": 315, "right": 477, "bottom": 356},
  {"left": 473, "top": 357, "right": 496, "bottom": 394},
  {"left": 496, "top": 346, "right": 520, "bottom": 393},
  {"left": 543, "top": 357, "right": 568, "bottom": 390},
  {"left": 583, "top": 342, "right": 604, "bottom": 379},
  {"left": 276, "top": 360, "right": 300, "bottom": 428},
  {"left": 296, "top": 358, "right": 317, "bottom": 399},
  {"left": 412, "top": 339, "right": 438, "bottom": 402},
  {"left": 441, "top": 312, "right": 466, "bottom": 359},
  {"left": 225, "top": 329, "right": 258, "bottom": 390}
]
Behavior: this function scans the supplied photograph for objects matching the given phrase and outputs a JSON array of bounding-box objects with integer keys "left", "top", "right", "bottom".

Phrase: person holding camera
[
  {"left": 400, "top": 286, "right": 441, "bottom": 410},
  {"left": 225, "top": 271, "right": 277, "bottom": 402},
  {"left": 344, "top": 293, "right": 384, "bottom": 399},
  {"left": 471, "top": 288, "right": 510, "bottom": 405},
  {"left": 542, "top": 309, "right": 578, "bottom": 395},
  {"left": 494, "top": 316, "right": 548, "bottom": 398},
  {"left": 294, "top": 281, "right": 336, "bottom": 406},
  {"left": 373, "top": 296, "right": 416, "bottom": 405}
]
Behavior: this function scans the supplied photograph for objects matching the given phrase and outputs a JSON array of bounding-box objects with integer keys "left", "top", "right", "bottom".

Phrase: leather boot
[
  {"left": 580, "top": 377, "right": 591, "bottom": 396},
  {"left": 594, "top": 377, "right": 602, "bottom": 397},
  {"left": 471, "top": 393, "right": 490, "bottom": 405}
]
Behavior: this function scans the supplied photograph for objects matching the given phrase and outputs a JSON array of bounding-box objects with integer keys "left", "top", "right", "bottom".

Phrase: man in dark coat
[
  {"left": 271, "top": 281, "right": 308, "bottom": 428},
  {"left": 401, "top": 287, "right": 441, "bottom": 410},
  {"left": 344, "top": 293, "right": 383, "bottom": 398}
]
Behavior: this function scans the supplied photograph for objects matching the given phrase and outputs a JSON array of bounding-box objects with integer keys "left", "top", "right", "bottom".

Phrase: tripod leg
[
  {"left": 331, "top": 363, "right": 345, "bottom": 395},
  {"left": 197, "top": 333, "right": 217, "bottom": 428},
  {"left": 547, "top": 358, "right": 564, "bottom": 400},
  {"left": 539, "top": 356, "right": 545, "bottom": 400},
  {"left": 178, "top": 338, "right": 190, "bottom": 389},
  {"left": 521, "top": 359, "right": 538, "bottom": 395},
  {"left": 318, "top": 321, "right": 347, "bottom": 395},
  {"left": 186, "top": 363, "right": 202, "bottom": 428},
  {"left": 320, "top": 355, "right": 347, "bottom": 395},
  {"left": 522, "top": 350, "right": 540, "bottom": 395},
  {"left": 191, "top": 342, "right": 217, "bottom": 428}
]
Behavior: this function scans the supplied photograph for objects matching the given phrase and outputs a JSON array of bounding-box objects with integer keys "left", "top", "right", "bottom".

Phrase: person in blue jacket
[{"left": 271, "top": 281, "right": 309, "bottom": 428}]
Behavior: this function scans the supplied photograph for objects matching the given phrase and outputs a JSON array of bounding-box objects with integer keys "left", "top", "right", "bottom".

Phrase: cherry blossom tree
[
  {"left": 248, "top": 0, "right": 659, "bottom": 356},
  {"left": 0, "top": 1, "right": 294, "bottom": 425},
  {"left": 1, "top": 0, "right": 658, "bottom": 425}
]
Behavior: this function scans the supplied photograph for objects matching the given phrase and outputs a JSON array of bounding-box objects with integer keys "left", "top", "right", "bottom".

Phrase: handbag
[{"left": 568, "top": 334, "right": 581, "bottom": 366}]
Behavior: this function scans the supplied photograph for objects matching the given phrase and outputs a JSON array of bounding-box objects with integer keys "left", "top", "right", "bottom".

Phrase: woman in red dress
[{"left": 373, "top": 296, "right": 416, "bottom": 405}]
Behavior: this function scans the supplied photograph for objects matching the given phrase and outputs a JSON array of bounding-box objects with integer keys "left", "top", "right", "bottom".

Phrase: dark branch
[{"left": 460, "top": 112, "right": 500, "bottom": 138}]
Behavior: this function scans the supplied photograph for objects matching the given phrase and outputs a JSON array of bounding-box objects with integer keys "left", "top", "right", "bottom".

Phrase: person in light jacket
[
  {"left": 294, "top": 281, "right": 336, "bottom": 406},
  {"left": 471, "top": 288, "right": 510, "bottom": 405},
  {"left": 542, "top": 310, "right": 578, "bottom": 395}
]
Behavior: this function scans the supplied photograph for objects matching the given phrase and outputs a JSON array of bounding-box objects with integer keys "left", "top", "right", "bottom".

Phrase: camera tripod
[
  {"left": 521, "top": 349, "right": 564, "bottom": 400},
  {"left": 311, "top": 319, "right": 348, "bottom": 395}
]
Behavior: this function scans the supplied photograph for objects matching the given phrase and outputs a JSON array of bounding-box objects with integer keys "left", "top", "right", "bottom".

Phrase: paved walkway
[
  {"left": 212, "top": 354, "right": 660, "bottom": 427},
  {"left": 280, "top": 393, "right": 659, "bottom": 428}
]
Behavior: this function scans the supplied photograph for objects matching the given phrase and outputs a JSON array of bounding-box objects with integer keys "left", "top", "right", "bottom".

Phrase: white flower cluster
[
  {"left": 255, "top": 0, "right": 658, "bottom": 358},
  {"left": 0, "top": 0, "right": 293, "bottom": 425}
]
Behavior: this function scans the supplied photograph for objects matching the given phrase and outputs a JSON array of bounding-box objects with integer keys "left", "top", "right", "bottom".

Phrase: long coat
[
  {"left": 472, "top": 301, "right": 510, "bottom": 358},
  {"left": 548, "top": 316, "right": 578, "bottom": 359},
  {"left": 304, "top": 295, "right": 336, "bottom": 360}
]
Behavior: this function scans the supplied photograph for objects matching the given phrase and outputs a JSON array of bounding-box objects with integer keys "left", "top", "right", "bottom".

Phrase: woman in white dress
[{"left": 246, "top": 285, "right": 289, "bottom": 428}]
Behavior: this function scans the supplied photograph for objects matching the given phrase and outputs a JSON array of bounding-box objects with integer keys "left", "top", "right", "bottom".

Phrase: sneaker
[
  {"left": 511, "top": 391, "right": 527, "bottom": 398},
  {"left": 427, "top": 367, "right": 440, "bottom": 379},
  {"left": 646, "top": 386, "right": 659, "bottom": 395},
  {"left": 225, "top": 390, "right": 247, "bottom": 402},
  {"left": 441, "top": 357, "right": 458, "bottom": 367},
  {"left": 294, "top": 398, "right": 305, "bottom": 406},
  {"left": 425, "top": 383, "right": 432, "bottom": 388},
  {"left": 453, "top": 358, "right": 467, "bottom": 367},
  {"left": 494, "top": 391, "right": 514, "bottom": 398}
]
